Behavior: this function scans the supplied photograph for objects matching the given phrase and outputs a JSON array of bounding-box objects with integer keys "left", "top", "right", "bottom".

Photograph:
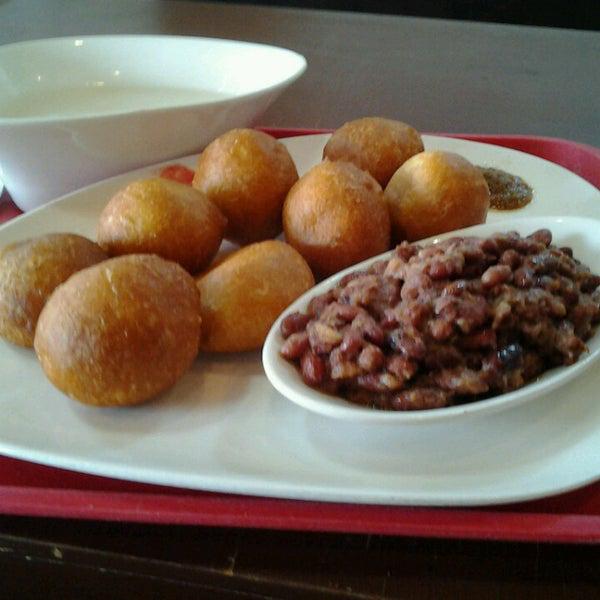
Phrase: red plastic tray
[{"left": 0, "top": 130, "right": 599, "bottom": 544}]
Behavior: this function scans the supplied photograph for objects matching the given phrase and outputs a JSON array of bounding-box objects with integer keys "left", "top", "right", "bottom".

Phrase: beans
[
  {"left": 497, "top": 342, "right": 523, "bottom": 369},
  {"left": 530, "top": 250, "right": 560, "bottom": 274},
  {"left": 307, "top": 321, "right": 343, "bottom": 353},
  {"left": 387, "top": 328, "right": 426, "bottom": 360},
  {"left": 329, "top": 348, "right": 361, "bottom": 380},
  {"left": 581, "top": 273, "right": 600, "bottom": 294},
  {"left": 481, "top": 264, "right": 512, "bottom": 288},
  {"left": 460, "top": 328, "right": 497, "bottom": 349},
  {"left": 339, "top": 328, "right": 364, "bottom": 358},
  {"left": 391, "top": 388, "right": 450, "bottom": 410},
  {"left": 427, "top": 252, "right": 465, "bottom": 280},
  {"left": 434, "top": 367, "right": 489, "bottom": 395},
  {"left": 400, "top": 272, "right": 432, "bottom": 301},
  {"left": 338, "top": 275, "right": 379, "bottom": 306},
  {"left": 357, "top": 372, "right": 403, "bottom": 392},
  {"left": 280, "top": 312, "right": 311, "bottom": 339},
  {"left": 428, "top": 318, "right": 454, "bottom": 341},
  {"left": 351, "top": 312, "right": 385, "bottom": 345},
  {"left": 357, "top": 344, "right": 385, "bottom": 372},
  {"left": 560, "top": 246, "right": 573, "bottom": 257},
  {"left": 423, "top": 345, "right": 463, "bottom": 369},
  {"left": 279, "top": 230, "right": 600, "bottom": 412},
  {"left": 319, "top": 302, "right": 360, "bottom": 327},
  {"left": 395, "top": 241, "right": 419, "bottom": 262},
  {"left": 300, "top": 351, "right": 326, "bottom": 386},
  {"left": 307, "top": 291, "right": 335, "bottom": 317},
  {"left": 387, "top": 355, "right": 418, "bottom": 380},
  {"left": 528, "top": 228, "right": 552, "bottom": 247},
  {"left": 513, "top": 266, "right": 535, "bottom": 288},
  {"left": 499, "top": 249, "right": 522, "bottom": 269},
  {"left": 280, "top": 332, "right": 309, "bottom": 359},
  {"left": 338, "top": 271, "right": 363, "bottom": 287}
]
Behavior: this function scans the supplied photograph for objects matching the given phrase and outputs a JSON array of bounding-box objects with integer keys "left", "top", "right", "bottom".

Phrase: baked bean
[
  {"left": 301, "top": 351, "right": 326, "bottom": 385},
  {"left": 358, "top": 344, "right": 385, "bottom": 372},
  {"left": 481, "top": 264, "right": 512, "bottom": 288},
  {"left": 280, "top": 312, "right": 311, "bottom": 339},
  {"left": 280, "top": 332, "right": 310, "bottom": 359},
  {"left": 280, "top": 230, "right": 600, "bottom": 411}
]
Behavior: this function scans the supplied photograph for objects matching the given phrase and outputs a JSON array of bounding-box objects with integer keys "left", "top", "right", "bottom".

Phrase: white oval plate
[
  {"left": 0, "top": 134, "right": 599, "bottom": 506},
  {"left": 264, "top": 216, "right": 600, "bottom": 423}
]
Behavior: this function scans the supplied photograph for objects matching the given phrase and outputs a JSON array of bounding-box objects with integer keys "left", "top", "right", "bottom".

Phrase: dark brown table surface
[
  {"left": 1, "top": 2, "right": 599, "bottom": 597},
  {"left": 1, "top": 515, "right": 599, "bottom": 599}
]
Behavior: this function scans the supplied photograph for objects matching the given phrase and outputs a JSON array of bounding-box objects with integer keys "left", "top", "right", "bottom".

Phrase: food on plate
[
  {"left": 280, "top": 229, "right": 600, "bottom": 411},
  {"left": 97, "top": 178, "right": 227, "bottom": 273},
  {"left": 197, "top": 240, "right": 314, "bottom": 352},
  {"left": 0, "top": 233, "right": 107, "bottom": 347},
  {"left": 34, "top": 254, "right": 201, "bottom": 407},
  {"left": 384, "top": 151, "right": 490, "bottom": 242},
  {"left": 192, "top": 128, "right": 298, "bottom": 245},
  {"left": 283, "top": 160, "right": 391, "bottom": 279},
  {"left": 323, "top": 117, "right": 424, "bottom": 186},
  {"left": 479, "top": 166, "right": 533, "bottom": 210}
]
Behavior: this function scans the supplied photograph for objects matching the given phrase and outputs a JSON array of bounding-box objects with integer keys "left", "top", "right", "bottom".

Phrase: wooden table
[
  {"left": 1, "top": 516, "right": 599, "bottom": 598},
  {"left": 1, "top": 2, "right": 599, "bottom": 597}
]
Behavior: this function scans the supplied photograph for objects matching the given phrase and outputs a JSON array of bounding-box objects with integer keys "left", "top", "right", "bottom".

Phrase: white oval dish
[
  {"left": 263, "top": 215, "right": 600, "bottom": 424},
  {"left": 0, "top": 136, "right": 599, "bottom": 506},
  {"left": 0, "top": 35, "right": 306, "bottom": 211}
]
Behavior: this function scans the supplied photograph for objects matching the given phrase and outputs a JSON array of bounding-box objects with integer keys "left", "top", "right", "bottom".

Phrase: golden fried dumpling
[
  {"left": 97, "top": 178, "right": 227, "bottom": 273},
  {"left": 192, "top": 129, "right": 298, "bottom": 245},
  {"left": 0, "top": 233, "right": 107, "bottom": 347},
  {"left": 323, "top": 117, "right": 424, "bottom": 186},
  {"left": 197, "top": 240, "right": 314, "bottom": 352},
  {"left": 283, "top": 160, "right": 391, "bottom": 278},
  {"left": 34, "top": 254, "right": 202, "bottom": 407},
  {"left": 384, "top": 151, "right": 490, "bottom": 241}
]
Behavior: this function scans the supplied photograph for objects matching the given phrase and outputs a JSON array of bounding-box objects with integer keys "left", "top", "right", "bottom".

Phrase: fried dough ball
[
  {"left": 283, "top": 160, "right": 391, "bottom": 279},
  {"left": 34, "top": 254, "right": 201, "bottom": 407},
  {"left": 97, "top": 178, "right": 227, "bottom": 273},
  {"left": 384, "top": 151, "right": 490, "bottom": 242},
  {"left": 323, "top": 117, "right": 424, "bottom": 187},
  {"left": 197, "top": 240, "right": 314, "bottom": 352},
  {"left": 192, "top": 129, "right": 298, "bottom": 245},
  {"left": 0, "top": 233, "right": 107, "bottom": 347}
]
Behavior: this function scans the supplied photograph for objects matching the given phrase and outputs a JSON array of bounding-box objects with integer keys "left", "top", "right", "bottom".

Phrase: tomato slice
[{"left": 158, "top": 164, "right": 195, "bottom": 185}]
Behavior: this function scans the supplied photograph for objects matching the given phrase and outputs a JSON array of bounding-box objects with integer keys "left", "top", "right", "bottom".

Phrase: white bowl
[
  {"left": 263, "top": 216, "right": 600, "bottom": 424},
  {"left": 0, "top": 35, "right": 306, "bottom": 211}
]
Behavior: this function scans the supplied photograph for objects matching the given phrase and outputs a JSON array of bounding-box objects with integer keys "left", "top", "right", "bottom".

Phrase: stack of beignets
[
  {"left": 2, "top": 117, "right": 493, "bottom": 409},
  {"left": 315, "top": 117, "right": 489, "bottom": 247}
]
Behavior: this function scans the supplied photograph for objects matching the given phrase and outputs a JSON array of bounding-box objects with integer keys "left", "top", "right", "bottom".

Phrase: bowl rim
[
  {"left": 0, "top": 34, "right": 307, "bottom": 125},
  {"left": 262, "top": 215, "right": 600, "bottom": 424}
]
